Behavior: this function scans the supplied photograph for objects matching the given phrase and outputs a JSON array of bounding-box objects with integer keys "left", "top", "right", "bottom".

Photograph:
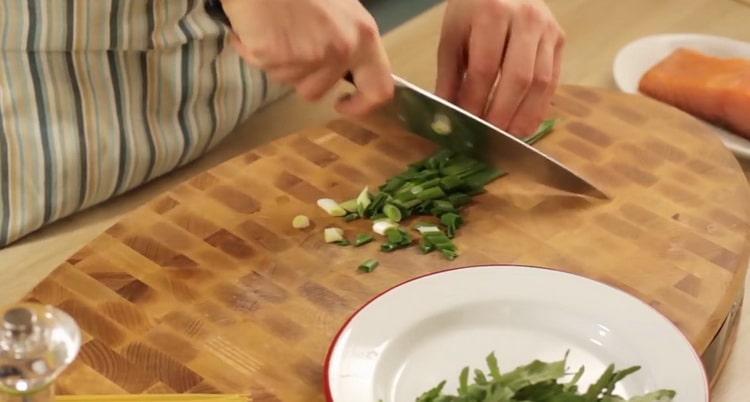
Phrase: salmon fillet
[{"left": 639, "top": 48, "right": 750, "bottom": 139}]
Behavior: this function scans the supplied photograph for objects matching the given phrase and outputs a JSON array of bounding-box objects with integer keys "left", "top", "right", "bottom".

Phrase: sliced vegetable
[
  {"left": 416, "top": 225, "right": 441, "bottom": 234},
  {"left": 416, "top": 186, "right": 446, "bottom": 201},
  {"left": 431, "top": 112, "right": 452, "bottom": 135},
  {"left": 354, "top": 233, "right": 374, "bottom": 247},
  {"left": 339, "top": 199, "right": 358, "bottom": 213},
  {"left": 358, "top": 259, "right": 379, "bottom": 273},
  {"left": 441, "top": 212, "right": 463, "bottom": 238},
  {"left": 525, "top": 118, "right": 557, "bottom": 146},
  {"left": 344, "top": 213, "right": 359, "bottom": 222},
  {"left": 372, "top": 219, "right": 398, "bottom": 236},
  {"left": 383, "top": 204, "right": 403, "bottom": 222},
  {"left": 334, "top": 239, "right": 350, "bottom": 246},
  {"left": 292, "top": 215, "right": 310, "bottom": 229},
  {"left": 323, "top": 227, "right": 344, "bottom": 243},
  {"left": 356, "top": 187, "right": 371, "bottom": 216},
  {"left": 317, "top": 198, "right": 346, "bottom": 217}
]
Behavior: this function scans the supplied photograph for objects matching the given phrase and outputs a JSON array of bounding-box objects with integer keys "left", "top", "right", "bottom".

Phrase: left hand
[{"left": 436, "top": 0, "right": 565, "bottom": 137}]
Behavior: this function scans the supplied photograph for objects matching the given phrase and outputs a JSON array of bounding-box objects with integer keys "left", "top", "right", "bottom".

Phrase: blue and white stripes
[{"left": 0, "top": 0, "right": 286, "bottom": 246}]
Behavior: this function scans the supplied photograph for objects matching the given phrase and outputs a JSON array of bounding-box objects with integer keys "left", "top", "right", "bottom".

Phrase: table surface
[{"left": 1, "top": 0, "right": 749, "bottom": 400}]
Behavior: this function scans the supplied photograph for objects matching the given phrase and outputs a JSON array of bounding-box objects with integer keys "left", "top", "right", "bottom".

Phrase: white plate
[
  {"left": 324, "top": 265, "right": 708, "bottom": 402},
  {"left": 613, "top": 33, "right": 750, "bottom": 159}
]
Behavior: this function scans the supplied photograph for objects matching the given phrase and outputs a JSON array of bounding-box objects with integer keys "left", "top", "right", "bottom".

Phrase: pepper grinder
[{"left": 0, "top": 303, "right": 81, "bottom": 402}]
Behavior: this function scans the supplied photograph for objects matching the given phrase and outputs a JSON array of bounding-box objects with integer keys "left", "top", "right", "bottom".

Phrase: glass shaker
[{"left": 0, "top": 303, "right": 81, "bottom": 402}]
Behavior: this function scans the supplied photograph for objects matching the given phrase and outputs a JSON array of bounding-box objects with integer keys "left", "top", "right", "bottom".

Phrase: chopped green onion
[
  {"left": 431, "top": 113, "right": 452, "bottom": 135},
  {"left": 416, "top": 186, "right": 446, "bottom": 201},
  {"left": 525, "top": 118, "right": 557, "bottom": 145},
  {"left": 292, "top": 215, "right": 310, "bottom": 229},
  {"left": 380, "top": 177, "right": 405, "bottom": 193},
  {"left": 358, "top": 259, "right": 379, "bottom": 273},
  {"left": 441, "top": 212, "right": 463, "bottom": 238},
  {"left": 373, "top": 219, "right": 398, "bottom": 236},
  {"left": 317, "top": 199, "right": 347, "bottom": 217},
  {"left": 385, "top": 227, "right": 403, "bottom": 244},
  {"left": 440, "top": 175, "right": 463, "bottom": 191},
  {"left": 334, "top": 239, "right": 350, "bottom": 246},
  {"left": 354, "top": 233, "right": 374, "bottom": 247},
  {"left": 356, "top": 187, "right": 371, "bottom": 216},
  {"left": 417, "top": 225, "right": 441, "bottom": 234},
  {"left": 419, "top": 241, "right": 436, "bottom": 254},
  {"left": 448, "top": 193, "right": 472, "bottom": 207},
  {"left": 324, "top": 227, "right": 344, "bottom": 243},
  {"left": 383, "top": 204, "right": 403, "bottom": 222},
  {"left": 430, "top": 200, "right": 456, "bottom": 215},
  {"left": 339, "top": 199, "right": 358, "bottom": 213},
  {"left": 465, "top": 167, "right": 505, "bottom": 190},
  {"left": 344, "top": 213, "right": 359, "bottom": 222}
]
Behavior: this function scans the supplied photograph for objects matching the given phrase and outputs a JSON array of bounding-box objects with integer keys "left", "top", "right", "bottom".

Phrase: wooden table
[{"left": 1, "top": 0, "right": 749, "bottom": 400}]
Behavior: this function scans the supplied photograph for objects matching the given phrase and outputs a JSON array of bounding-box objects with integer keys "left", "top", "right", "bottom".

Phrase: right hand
[{"left": 222, "top": 0, "right": 394, "bottom": 116}]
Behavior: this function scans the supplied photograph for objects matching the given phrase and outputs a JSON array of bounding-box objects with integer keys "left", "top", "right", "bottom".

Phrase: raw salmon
[{"left": 639, "top": 48, "right": 750, "bottom": 139}]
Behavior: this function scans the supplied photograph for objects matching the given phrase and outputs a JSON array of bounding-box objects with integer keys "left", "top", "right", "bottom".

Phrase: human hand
[
  {"left": 223, "top": 0, "right": 394, "bottom": 115},
  {"left": 436, "top": 0, "right": 565, "bottom": 136}
]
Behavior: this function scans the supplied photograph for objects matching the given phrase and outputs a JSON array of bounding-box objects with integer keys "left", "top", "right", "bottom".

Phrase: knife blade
[{"left": 352, "top": 74, "right": 607, "bottom": 198}]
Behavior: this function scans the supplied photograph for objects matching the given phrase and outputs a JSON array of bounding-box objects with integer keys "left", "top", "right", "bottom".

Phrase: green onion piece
[
  {"left": 380, "top": 177, "right": 405, "bottom": 193},
  {"left": 416, "top": 186, "right": 446, "bottom": 201},
  {"left": 419, "top": 178, "right": 442, "bottom": 189},
  {"left": 354, "top": 233, "right": 374, "bottom": 247},
  {"left": 419, "top": 241, "right": 436, "bottom": 254},
  {"left": 344, "top": 213, "right": 359, "bottom": 222},
  {"left": 525, "top": 118, "right": 557, "bottom": 146},
  {"left": 334, "top": 239, "right": 350, "bottom": 246},
  {"left": 358, "top": 259, "right": 379, "bottom": 273},
  {"left": 441, "top": 212, "right": 463, "bottom": 238},
  {"left": 430, "top": 200, "right": 456, "bottom": 215},
  {"left": 392, "top": 198, "right": 422, "bottom": 210},
  {"left": 448, "top": 193, "right": 472, "bottom": 207},
  {"left": 395, "top": 190, "right": 417, "bottom": 203},
  {"left": 381, "top": 243, "right": 398, "bottom": 252},
  {"left": 465, "top": 167, "right": 505, "bottom": 190},
  {"left": 440, "top": 175, "right": 463, "bottom": 191},
  {"left": 370, "top": 213, "right": 387, "bottom": 220},
  {"left": 356, "top": 187, "right": 371, "bottom": 216},
  {"left": 339, "top": 199, "right": 358, "bottom": 213},
  {"left": 441, "top": 249, "right": 459, "bottom": 260},
  {"left": 366, "top": 193, "right": 389, "bottom": 217},
  {"left": 385, "top": 227, "right": 403, "bottom": 244},
  {"left": 383, "top": 204, "right": 402, "bottom": 222}
]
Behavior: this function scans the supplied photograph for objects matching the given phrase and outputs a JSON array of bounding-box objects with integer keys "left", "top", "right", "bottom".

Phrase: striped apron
[{"left": 0, "top": 0, "right": 287, "bottom": 247}]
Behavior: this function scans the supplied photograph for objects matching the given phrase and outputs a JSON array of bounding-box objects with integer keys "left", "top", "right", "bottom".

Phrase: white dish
[
  {"left": 613, "top": 33, "right": 750, "bottom": 159},
  {"left": 324, "top": 265, "right": 708, "bottom": 402}
]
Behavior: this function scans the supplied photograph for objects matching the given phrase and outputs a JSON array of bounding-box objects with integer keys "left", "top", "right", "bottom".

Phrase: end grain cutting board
[{"left": 23, "top": 86, "right": 750, "bottom": 400}]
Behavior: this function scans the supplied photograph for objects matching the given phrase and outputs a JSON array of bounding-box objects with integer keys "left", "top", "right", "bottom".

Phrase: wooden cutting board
[{"left": 24, "top": 86, "right": 750, "bottom": 400}]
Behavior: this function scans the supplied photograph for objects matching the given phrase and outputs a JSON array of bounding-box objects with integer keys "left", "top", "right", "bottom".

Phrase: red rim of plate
[{"left": 322, "top": 264, "right": 710, "bottom": 402}]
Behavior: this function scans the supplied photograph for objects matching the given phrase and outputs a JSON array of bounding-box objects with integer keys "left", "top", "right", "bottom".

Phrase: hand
[
  {"left": 436, "top": 0, "right": 565, "bottom": 136},
  {"left": 222, "top": 0, "right": 394, "bottom": 116}
]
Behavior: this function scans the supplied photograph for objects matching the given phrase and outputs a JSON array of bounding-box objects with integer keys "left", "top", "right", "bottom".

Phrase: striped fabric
[{"left": 0, "top": 0, "right": 287, "bottom": 247}]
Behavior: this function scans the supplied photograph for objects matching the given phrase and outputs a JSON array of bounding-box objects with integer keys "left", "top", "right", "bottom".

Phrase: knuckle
[
  {"left": 469, "top": 60, "right": 498, "bottom": 81},
  {"left": 356, "top": 16, "right": 380, "bottom": 41},
  {"left": 331, "top": 37, "right": 354, "bottom": 59},
  {"left": 483, "top": 0, "right": 510, "bottom": 16},
  {"left": 509, "top": 69, "right": 533, "bottom": 89}
]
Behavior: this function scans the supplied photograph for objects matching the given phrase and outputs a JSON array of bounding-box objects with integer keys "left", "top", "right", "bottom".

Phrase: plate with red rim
[
  {"left": 324, "top": 265, "right": 708, "bottom": 402},
  {"left": 613, "top": 33, "right": 750, "bottom": 159}
]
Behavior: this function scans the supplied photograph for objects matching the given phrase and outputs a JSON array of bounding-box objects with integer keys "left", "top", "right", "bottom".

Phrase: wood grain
[{"left": 23, "top": 86, "right": 750, "bottom": 400}]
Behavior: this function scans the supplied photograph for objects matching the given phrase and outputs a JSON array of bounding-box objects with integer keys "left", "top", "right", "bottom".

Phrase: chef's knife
[{"left": 352, "top": 74, "right": 607, "bottom": 199}]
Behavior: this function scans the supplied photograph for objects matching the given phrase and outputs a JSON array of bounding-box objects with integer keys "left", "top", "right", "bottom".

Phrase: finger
[
  {"left": 435, "top": 28, "right": 465, "bottom": 102},
  {"left": 229, "top": 33, "right": 263, "bottom": 67},
  {"left": 336, "top": 40, "right": 394, "bottom": 116},
  {"left": 508, "top": 30, "right": 558, "bottom": 136},
  {"left": 456, "top": 15, "right": 510, "bottom": 115},
  {"left": 295, "top": 62, "right": 349, "bottom": 101},
  {"left": 485, "top": 20, "right": 544, "bottom": 132},
  {"left": 265, "top": 65, "right": 311, "bottom": 85}
]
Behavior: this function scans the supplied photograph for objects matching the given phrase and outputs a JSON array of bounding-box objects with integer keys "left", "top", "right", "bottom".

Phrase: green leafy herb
[{"left": 414, "top": 352, "right": 676, "bottom": 402}]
